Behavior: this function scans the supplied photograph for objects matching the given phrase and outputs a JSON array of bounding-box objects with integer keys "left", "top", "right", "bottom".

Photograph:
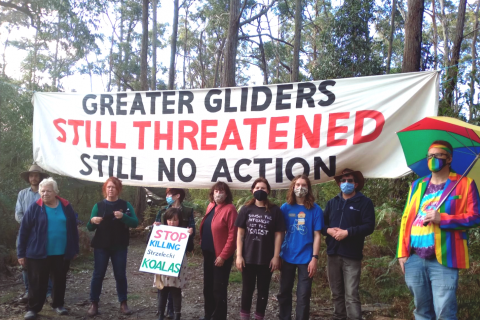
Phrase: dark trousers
[
  {"left": 203, "top": 250, "right": 233, "bottom": 320},
  {"left": 26, "top": 255, "right": 70, "bottom": 313},
  {"left": 90, "top": 248, "right": 128, "bottom": 302},
  {"left": 277, "top": 260, "right": 313, "bottom": 320},
  {"left": 158, "top": 287, "right": 182, "bottom": 315},
  {"left": 241, "top": 264, "right": 273, "bottom": 317},
  {"left": 327, "top": 255, "right": 362, "bottom": 320}
]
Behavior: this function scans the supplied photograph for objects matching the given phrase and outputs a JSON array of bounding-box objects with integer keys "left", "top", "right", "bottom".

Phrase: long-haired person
[
  {"left": 235, "top": 177, "right": 285, "bottom": 320},
  {"left": 199, "top": 182, "right": 238, "bottom": 320},
  {"left": 17, "top": 178, "right": 79, "bottom": 320},
  {"left": 277, "top": 174, "right": 323, "bottom": 320},
  {"left": 86, "top": 177, "right": 138, "bottom": 316}
]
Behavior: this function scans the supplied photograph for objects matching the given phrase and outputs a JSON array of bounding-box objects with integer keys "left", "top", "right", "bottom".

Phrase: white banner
[
  {"left": 140, "top": 225, "right": 189, "bottom": 276},
  {"left": 33, "top": 71, "right": 439, "bottom": 189}
]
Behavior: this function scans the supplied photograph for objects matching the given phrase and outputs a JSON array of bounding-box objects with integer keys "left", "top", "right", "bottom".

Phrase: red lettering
[
  {"left": 269, "top": 116, "right": 289, "bottom": 149},
  {"left": 154, "top": 229, "right": 163, "bottom": 239},
  {"left": 110, "top": 121, "right": 126, "bottom": 149},
  {"left": 85, "top": 120, "right": 91, "bottom": 147},
  {"left": 133, "top": 121, "right": 152, "bottom": 149},
  {"left": 220, "top": 119, "right": 243, "bottom": 150},
  {"left": 201, "top": 120, "right": 218, "bottom": 150},
  {"left": 179, "top": 233, "right": 187, "bottom": 242},
  {"left": 353, "top": 110, "right": 385, "bottom": 145},
  {"left": 95, "top": 121, "right": 108, "bottom": 148},
  {"left": 243, "top": 118, "right": 267, "bottom": 150},
  {"left": 53, "top": 118, "right": 66, "bottom": 143},
  {"left": 67, "top": 120, "right": 84, "bottom": 145},
  {"left": 164, "top": 230, "right": 172, "bottom": 239},
  {"left": 327, "top": 112, "right": 349, "bottom": 146},
  {"left": 154, "top": 121, "right": 173, "bottom": 150},
  {"left": 178, "top": 121, "right": 199, "bottom": 150},
  {"left": 171, "top": 232, "right": 179, "bottom": 241},
  {"left": 294, "top": 114, "right": 321, "bottom": 148}
]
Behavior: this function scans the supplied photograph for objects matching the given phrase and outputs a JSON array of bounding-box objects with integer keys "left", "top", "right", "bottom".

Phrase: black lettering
[
  {"left": 116, "top": 93, "right": 128, "bottom": 115},
  {"left": 117, "top": 156, "right": 129, "bottom": 179},
  {"left": 314, "top": 156, "right": 336, "bottom": 179},
  {"left": 178, "top": 158, "right": 196, "bottom": 182},
  {"left": 276, "top": 158, "right": 283, "bottom": 183},
  {"left": 254, "top": 158, "right": 272, "bottom": 178},
  {"left": 276, "top": 84, "right": 293, "bottom": 110},
  {"left": 318, "top": 80, "right": 336, "bottom": 107},
  {"left": 205, "top": 89, "right": 222, "bottom": 113},
  {"left": 130, "top": 93, "right": 146, "bottom": 115},
  {"left": 224, "top": 89, "right": 236, "bottom": 112},
  {"left": 100, "top": 94, "right": 114, "bottom": 115},
  {"left": 163, "top": 91, "right": 176, "bottom": 114},
  {"left": 146, "top": 92, "right": 161, "bottom": 114},
  {"left": 251, "top": 87, "right": 272, "bottom": 111},
  {"left": 83, "top": 94, "right": 97, "bottom": 115},
  {"left": 93, "top": 155, "right": 108, "bottom": 177},
  {"left": 109, "top": 156, "right": 114, "bottom": 177},
  {"left": 131, "top": 157, "right": 143, "bottom": 180},
  {"left": 286, "top": 157, "right": 310, "bottom": 180},
  {"left": 296, "top": 82, "right": 316, "bottom": 108},
  {"left": 80, "top": 154, "right": 92, "bottom": 175},
  {"left": 178, "top": 91, "right": 194, "bottom": 114},
  {"left": 234, "top": 159, "right": 252, "bottom": 182},
  {"left": 240, "top": 88, "right": 248, "bottom": 112},
  {"left": 158, "top": 158, "right": 175, "bottom": 181},
  {"left": 211, "top": 159, "right": 232, "bottom": 182}
]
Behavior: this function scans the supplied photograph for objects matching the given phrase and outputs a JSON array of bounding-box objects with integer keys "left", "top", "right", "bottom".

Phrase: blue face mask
[
  {"left": 340, "top": 182, "right": 355, "bottom": 195},
  {"left": 166, "top": 196, "right": 175, "bottom": 205}
]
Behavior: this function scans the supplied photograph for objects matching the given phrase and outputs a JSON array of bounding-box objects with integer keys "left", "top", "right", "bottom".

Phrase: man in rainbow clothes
[{"left": 398, "top": 140, "right": 480, "bottom": 319}]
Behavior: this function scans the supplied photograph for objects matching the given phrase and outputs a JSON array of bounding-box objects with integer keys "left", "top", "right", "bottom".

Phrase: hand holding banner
[{"left": 140, "top": 225, "right": 189, "bottom": 277}]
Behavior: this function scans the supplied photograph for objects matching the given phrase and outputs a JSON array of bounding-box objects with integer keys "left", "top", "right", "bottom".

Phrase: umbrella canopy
[{"left": 397, "top": 116, "right": 480, "bottom": 183}]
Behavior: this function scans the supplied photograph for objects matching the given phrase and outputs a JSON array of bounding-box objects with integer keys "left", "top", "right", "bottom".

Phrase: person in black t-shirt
[{"left": 235, "top": 177, "right": 285, "bottom": 320}]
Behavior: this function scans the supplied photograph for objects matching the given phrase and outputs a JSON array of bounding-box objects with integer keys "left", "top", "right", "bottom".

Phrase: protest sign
[
  {"left": 32, "top": 71, "right": 439, "bottom": 188},
  {"left": 140, "top": 225, "right": 189, "bottom": 276}
]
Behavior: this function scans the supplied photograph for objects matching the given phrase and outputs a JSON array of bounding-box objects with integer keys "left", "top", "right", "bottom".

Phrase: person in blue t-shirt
[{"left": 277, "top": 174, "right": 323, "bottom": 320}]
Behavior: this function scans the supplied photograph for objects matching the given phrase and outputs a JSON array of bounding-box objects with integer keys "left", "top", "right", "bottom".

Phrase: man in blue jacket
[{"left": 321, "top": 169, "right": 375, "bottom": 320}]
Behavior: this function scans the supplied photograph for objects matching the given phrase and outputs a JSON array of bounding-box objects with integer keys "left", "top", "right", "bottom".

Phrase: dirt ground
[{"left": 0, "top": 236, "right": 392, "bottom": 320}]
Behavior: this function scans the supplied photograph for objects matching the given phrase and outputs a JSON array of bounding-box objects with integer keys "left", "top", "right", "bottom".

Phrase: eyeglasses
[
  {"left": 426, "top": 153, "right": 449, "bottom": 159},
  {"left": 340, "top": 178, "right": 354, "bottom": 183}
]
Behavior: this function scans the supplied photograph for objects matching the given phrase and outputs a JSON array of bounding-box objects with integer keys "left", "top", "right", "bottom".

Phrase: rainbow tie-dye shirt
[{"left": 410, "top": 182, "right": 445, "bottom": 259}]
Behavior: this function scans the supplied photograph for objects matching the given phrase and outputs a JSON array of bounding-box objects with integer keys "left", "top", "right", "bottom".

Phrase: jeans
[
  {"left": 203, "top": 250, "right": 233, "bottom": 320},
  {"left": 241, "top": 264, "right": 273, "bottom": 319},
  {"left": 404, "top": 254, "right": 459, "bottom": 320},
  {"left": 277, "top": 260, "right": 313, "bottom": 320},
  {"left": 158, "top": 287, "right": 182, "bottom": 316},
  {"left": 26, "top": 255, "right": 70, "bottom": 313},
  {"left": 327, "top": 255, "right": 362, "bottom": 320},
  {"left": 90, "top": 247, "right": 128, "bottom": 303}
]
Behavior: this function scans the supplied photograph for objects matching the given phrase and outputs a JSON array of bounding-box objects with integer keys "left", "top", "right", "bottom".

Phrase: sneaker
[
  {"left": 19, "top": 292, "right": 28, "bottom": 304},
  {"left": 24, "top": 311, "right": 36, "bottom": 320},
  {"left": 53, "top": 306, "right": 68, "bottom": 315}
]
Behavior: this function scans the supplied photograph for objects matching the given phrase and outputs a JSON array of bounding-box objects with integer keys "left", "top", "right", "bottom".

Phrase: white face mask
[
  {"left": 294, "top": 187, "right": 308, "bottom": 198},
  {"left": 214, "top": 193, "right": 226, "bottom": 203}
]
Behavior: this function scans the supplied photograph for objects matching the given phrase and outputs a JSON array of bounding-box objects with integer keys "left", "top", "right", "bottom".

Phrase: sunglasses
[
  {"left": 426, "top": 153, "right": 449, "bottom": 159},
  {"left": 340, "top": 178, "right": 354, "bottom": 183}
]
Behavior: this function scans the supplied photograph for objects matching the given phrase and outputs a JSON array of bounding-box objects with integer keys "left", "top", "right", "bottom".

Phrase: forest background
[{"left": 2, "top": 0, "right": 480, "bottom": 318}]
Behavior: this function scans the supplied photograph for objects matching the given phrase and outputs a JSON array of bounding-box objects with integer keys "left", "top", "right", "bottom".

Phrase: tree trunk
[
  {"left": 439, "top": 0, "right": 450, "bottom": 68},
  {"left": 291, "top": 0, "right": 303, "bottom": 81},
  {"left": 402, "top": 0, "right": 424, "bottom": 72},
  {"left": 107, "top": 28, "right": 115, "bottom": 92},
  {"left": 183, "top": 5, "right": 189, "bottom": 89},
  {"left": 444, "top": 0, "right": 467, "bottom": 109},
  {"left": 470, "top": 1, "right": 480, "bottom": 121},
  {"left": 151, "top": 0, "right": 157, "bottom": 90},
  {"left": 259, "top": 32, "right": 268, "bottom": 84},
  {"left": 430, "top": 0, "right": 438, "bottom": 69},
  {"left": 118, "top": 0, "right": 124, "bottom": 91},
  {"left": 140, "top": 0, "right": 149, "bottom": 91},
  {"left": 168, "top": 0, "right": 179, "bottom": 90},
  {"left": 214, "top": 38, "right": 226, "bottom": 87},
  {"left": 222, "top": 0, "right": 241, "bottom": 87},
  {"left": 52, "top": 15, "right": 61, "bottom": 89},
  {"left": 386, "top": 0, "right": 396, "bottom": 74}
]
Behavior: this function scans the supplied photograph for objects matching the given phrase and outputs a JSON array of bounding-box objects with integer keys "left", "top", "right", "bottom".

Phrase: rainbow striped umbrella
[{"left": 397, "top": 116, "right": 480, "bottom": 183}]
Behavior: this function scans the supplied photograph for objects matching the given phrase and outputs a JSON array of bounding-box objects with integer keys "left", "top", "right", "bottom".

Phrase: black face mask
[{"left": 253, "top": 190, "right": 268, "bottom": 201}]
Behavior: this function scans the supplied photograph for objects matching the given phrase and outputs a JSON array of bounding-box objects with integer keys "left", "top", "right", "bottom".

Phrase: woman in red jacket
[{"left": 199, "top": 181, "right": 238, "bottom": 320}]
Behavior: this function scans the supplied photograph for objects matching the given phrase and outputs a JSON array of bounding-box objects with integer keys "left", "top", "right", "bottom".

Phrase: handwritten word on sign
[{"left": 139, "top": 225, "right": 189, "bottom": 277}]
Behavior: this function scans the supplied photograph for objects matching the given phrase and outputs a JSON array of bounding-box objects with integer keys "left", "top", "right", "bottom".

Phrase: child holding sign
[{"left": 156, "top": 208, "right": 191, "bottom": 320}]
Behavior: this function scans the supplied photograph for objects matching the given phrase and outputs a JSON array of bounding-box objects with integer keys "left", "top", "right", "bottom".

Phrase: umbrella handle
[{"left": 423, "top": 154, "right": 480, "bottom": 226}]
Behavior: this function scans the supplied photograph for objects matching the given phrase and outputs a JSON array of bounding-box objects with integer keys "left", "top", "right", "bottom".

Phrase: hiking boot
[
  {"left": 24, "top": 311, "right": 36, "bottom": 320},
  {"left": 87, "top": 302, "right": 98, "bottom": 317},
  {"left": 53, "top": 306, "right": 68, "bottom": 315},
  {"left": 19, "top": 292, "right": 28, "bottom": 304},
  {"left": 120, "top": 300, "right": 132, "bottom": 315},
  {"left": 174, "top": 312, "right": 181, "bottom": 320}
]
